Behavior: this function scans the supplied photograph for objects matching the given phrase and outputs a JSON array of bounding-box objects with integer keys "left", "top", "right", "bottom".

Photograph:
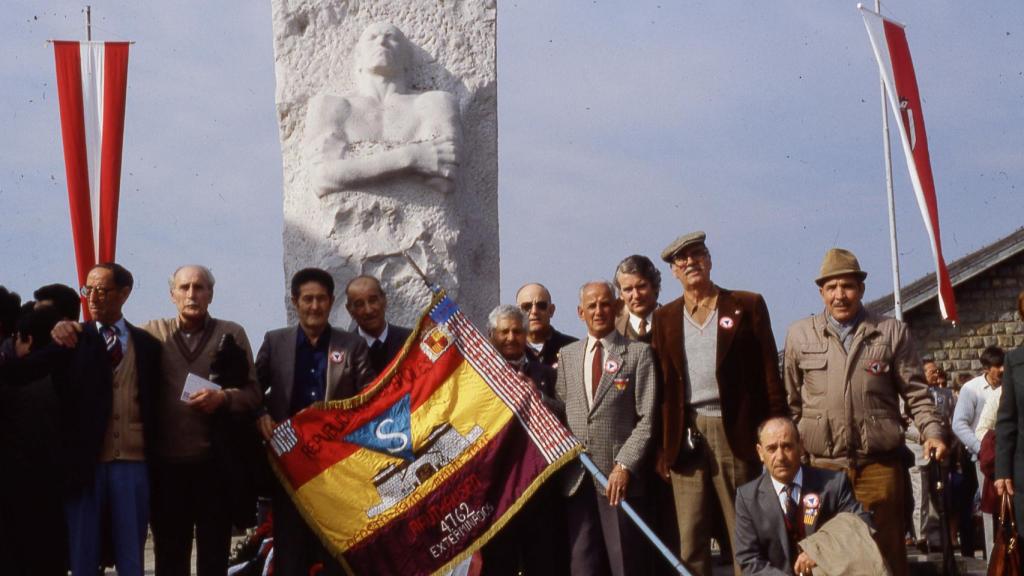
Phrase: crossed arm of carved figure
[{"left": 304, "top": 92, "right": 460, "bottom": 196}]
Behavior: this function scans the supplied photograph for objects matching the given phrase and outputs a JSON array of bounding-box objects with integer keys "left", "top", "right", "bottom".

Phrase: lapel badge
[
  {"left": 613, "top": 377, "right": 629, "bottom": 391},
  {"left": 604, "top": 358, "right": 621, "bottom": 374},
  {"left": 719, "top": 316, "right": 734, "bottom": 329},
  {"left": 865, "top": 360, "right": 889, "bottom": 375},
  {"left": 802, "top": 493, "right": 819, "bottom": 525},
  {"left": 330, "top": 350, "right": 345, "bottom": 364}
]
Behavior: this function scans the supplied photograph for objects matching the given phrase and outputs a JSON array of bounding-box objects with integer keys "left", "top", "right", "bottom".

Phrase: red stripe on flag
[
  {"left": 98, "top": 42, "right": 130, "bottom": 263},
  {"left": 882, "top": 21, "right": 958, "bottom": 322},
  {"left": 276, "top": 340, "right": 464, "bottom": 489},
  {"left": 53, "top": 41, "right": 96, "bottom": 317}
]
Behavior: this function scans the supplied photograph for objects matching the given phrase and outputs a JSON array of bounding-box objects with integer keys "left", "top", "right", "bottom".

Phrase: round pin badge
[
  {"left": 719, "top": 317, "right": 734, "bottom": 329},
  {"left": 604, "top": 359, "right": 620, "bottom": 373},
  {"left": 802, "top": 493, "right": 819, "bottom": 509}
]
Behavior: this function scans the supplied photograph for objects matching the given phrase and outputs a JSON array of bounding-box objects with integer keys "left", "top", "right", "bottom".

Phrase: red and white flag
[
  {"left": 52, "top": 41, "right": 130, "bottom": 301},
  {"left": 860, "top": 6, "right": 957, "bottom": 324}
]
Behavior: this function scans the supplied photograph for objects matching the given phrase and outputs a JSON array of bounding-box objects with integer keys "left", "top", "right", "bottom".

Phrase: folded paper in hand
[{"left": 181, "top": 372, "right": 222, "bottom": 402}]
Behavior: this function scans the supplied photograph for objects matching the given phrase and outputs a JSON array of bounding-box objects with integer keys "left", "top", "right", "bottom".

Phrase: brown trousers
[{"left": 669, "top": 414, "right": 751, "bottom": 576}]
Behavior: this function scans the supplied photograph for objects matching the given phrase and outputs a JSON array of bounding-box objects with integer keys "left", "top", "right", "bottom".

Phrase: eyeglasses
[
  {"left": 519, "top": 301, "right": 549, "bottom": 312},
  {"left": 80, "top": 285, "right": 114, "bottom": 299}
]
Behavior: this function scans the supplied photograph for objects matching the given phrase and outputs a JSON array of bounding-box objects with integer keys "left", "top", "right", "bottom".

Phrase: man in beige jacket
[{"left": 783, "top": 248, "right": 946, "bottom": 576}]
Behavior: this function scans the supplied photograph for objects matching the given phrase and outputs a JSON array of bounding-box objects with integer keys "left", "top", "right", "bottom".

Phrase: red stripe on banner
[
  {"left": 53, "top": 41, "right": 96, "bottom": 318},
  {"left": 344, "top": 418, "right": 546, "bottom": 575},
  {"left": 883, "top": 21, "right": 958, "bottom": 322},
  {"left": 276, "top": 339, "right": 464, "bottom": 489},
  {"left": 98, "top": 42, "right": 130, "bottom": 263}
]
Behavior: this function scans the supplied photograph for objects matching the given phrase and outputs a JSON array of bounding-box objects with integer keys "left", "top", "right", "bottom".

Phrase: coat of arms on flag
[{"left": 269, "top": 290, "right": 582, "bottom": 575}]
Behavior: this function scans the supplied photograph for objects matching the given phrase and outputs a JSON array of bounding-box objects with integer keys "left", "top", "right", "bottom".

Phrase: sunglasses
[{"left": 520, "top": 301, "right": 550, "bottom": 312}]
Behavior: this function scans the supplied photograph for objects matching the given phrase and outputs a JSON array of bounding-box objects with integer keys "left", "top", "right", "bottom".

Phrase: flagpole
[
  {"left": 875, "top": 0, "right": 903, "bottom": 321},
  {"left": 578, "top": 454, "right": 690, "bottom": 575},
  {"left": 86, "top": 5, "right": 92, "bottom": 41}
]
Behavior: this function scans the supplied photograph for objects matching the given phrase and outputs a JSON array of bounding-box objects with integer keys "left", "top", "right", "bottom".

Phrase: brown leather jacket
[{"left": 784, "top": 310, "right": 943, "bottom": 467}]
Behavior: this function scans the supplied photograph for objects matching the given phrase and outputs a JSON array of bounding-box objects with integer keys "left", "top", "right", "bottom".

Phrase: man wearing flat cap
[
  {"left": 650, "top": 231, "right": 788, "bottom": 575},
  {"left": 783, "top": 247, "right": 946, "bottom": 576}
]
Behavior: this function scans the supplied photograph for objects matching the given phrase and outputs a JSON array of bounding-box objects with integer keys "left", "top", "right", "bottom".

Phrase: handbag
[{"left": 989, "top": 492, "right": 1021, "bottom": 576}]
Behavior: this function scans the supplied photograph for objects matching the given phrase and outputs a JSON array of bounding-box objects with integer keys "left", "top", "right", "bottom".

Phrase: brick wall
[{"left": 902, "top": 251, "right": 1024, "bottom": 378}]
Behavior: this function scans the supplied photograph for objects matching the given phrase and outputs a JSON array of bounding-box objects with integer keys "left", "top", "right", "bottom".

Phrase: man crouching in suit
[
  {"left": 554, "top": 281, "right": 657, "bottom": 576},
  {"left": 256, "top": 267, "right": 374, "bottom": 576},
  {"left": 734, "top": 417, "right": 871, "bottom": 576}
]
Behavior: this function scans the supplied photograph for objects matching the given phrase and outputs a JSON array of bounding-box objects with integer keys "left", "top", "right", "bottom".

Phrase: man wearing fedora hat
[
  {"left": 783, "top": 247, "right": 947, "bottom": 576},
  {"left": 650, "top": 231, "right": 789, "bottom": 575}
]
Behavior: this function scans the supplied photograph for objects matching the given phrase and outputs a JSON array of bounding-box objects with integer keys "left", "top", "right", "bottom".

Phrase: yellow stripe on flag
[{"left": 294, "top": 361, "right": 515, "bottom": 549}]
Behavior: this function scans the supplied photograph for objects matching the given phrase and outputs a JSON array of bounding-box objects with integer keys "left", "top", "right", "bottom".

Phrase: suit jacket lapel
[
  {"left": 665, "top": 301, "right": 687, "bottom": 377},
  {"left": 280, "top": 326, "right": 298, "bottom": 411},
  {"left": 801, "top": 467, "right": 825, "bottom": 536},
  {"left": 757, "top": 474, "right": 793, "bottom": 568},
  {"left": 591, "top": 333, "right": 627, "bottom": 412},
  {"left": 716, "top": 289, "right": 739, "bottom": 370}
]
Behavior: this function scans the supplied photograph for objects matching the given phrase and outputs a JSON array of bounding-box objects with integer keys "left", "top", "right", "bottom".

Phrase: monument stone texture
[{"left": 272, "top": 1, "right": 498, "bottom": 328}]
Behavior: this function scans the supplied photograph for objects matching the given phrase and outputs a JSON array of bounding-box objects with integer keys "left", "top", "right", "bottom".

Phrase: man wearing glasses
[
  {"left": 49, "top": 263, "right": 162, "bottom": 576},
  {"left": 649, "top": 232, "right": 788, "bottom": 575},
  {"left": 515, "top": 282, "right": 578, "bottom": 368}
]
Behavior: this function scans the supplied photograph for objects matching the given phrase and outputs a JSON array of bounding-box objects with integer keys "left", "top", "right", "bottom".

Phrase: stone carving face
[{"left": 354, "top": 23, "right": 411, "bottom": 78}]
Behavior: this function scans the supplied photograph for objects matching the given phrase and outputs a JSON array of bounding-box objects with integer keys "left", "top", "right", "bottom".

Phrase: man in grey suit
[
  {"left": 555, "top": 281, "right": 658, "bottom": 576},
  {"left": 255, "top": 267, "right": 374, "bottom": 576},
  {"left": 734, "top": 417, "right": 871, "bottom": 576}
]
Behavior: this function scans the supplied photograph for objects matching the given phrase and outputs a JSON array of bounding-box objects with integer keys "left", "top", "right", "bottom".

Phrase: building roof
[{"left": 868, "top": 227, "right": 1024, "bottom": 316}]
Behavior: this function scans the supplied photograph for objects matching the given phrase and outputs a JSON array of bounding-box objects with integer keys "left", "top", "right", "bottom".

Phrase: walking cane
[
  {"left": 928, "top": 448, "right": 959, "bottom": 575},
  {"left": 579, "top": 454, "right": 691, "bottom": 575}
]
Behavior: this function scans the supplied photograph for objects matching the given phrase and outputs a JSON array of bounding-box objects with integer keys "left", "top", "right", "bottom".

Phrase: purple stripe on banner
[{"left": 344, "top": 418, "right": 548, "bottom": 575}]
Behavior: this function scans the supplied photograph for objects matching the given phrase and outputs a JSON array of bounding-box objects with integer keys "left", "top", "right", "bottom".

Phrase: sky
[{"left": 2, "top": 1, "right": 1022, "bottom": 347}]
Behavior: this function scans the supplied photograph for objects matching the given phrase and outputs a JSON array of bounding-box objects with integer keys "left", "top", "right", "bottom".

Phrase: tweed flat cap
[
  {"left": 660, "top": 231, "right": 707, "bottom": 263},
  {"left": 815, "top": 248, "right": 868, "bottom": 286}
]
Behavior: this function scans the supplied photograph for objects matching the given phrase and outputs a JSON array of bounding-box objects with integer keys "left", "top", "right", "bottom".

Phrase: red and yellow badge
[{"left": 613, "top": 377, "right": 629, "bottom": 391}]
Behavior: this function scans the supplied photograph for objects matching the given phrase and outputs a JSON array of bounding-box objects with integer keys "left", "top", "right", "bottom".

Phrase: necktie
[
  {"left": 637, "top": 318, "right": 648, "bottom": 337},
  {"left": 368, "top": 338, "right": 385, "bottom": 368},
  {"left": 101, "top": 324, "right": 123, "bottom": 368},
  {"left": 591, "top": 340, "right": 603, "bottom": 397},
  {"left": 783, "top": 484, "right": 804, "bottom": 550}
]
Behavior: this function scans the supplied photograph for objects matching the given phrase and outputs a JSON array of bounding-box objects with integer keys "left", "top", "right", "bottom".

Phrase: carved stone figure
[
  {"left": 273, "top": 3, "right": 498, "bottom": 329},
  {"left": 304, "top": 23, "right": 461, "bottom": 197}
]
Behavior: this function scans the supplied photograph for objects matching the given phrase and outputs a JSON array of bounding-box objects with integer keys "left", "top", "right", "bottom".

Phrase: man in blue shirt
[{"left": 256, "top": 267, "right": 374, "bottom": 576}]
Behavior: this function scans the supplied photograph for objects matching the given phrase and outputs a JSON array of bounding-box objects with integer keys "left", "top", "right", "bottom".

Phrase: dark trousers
[
  {"left": 481, "top": 480, "right": 568, "bottom": 575},
  {"left": 151, "top": 458, "right": 232, "bottom": 576},
  {"left": 566, "top": 478, "right": 649, "bottom": 576},
  {"left": 272, "top": 480, "right": 343, "bottom": 576}
]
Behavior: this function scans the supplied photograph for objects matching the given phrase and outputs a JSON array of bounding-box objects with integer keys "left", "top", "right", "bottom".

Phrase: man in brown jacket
[
  {"left": 784, "top": 248, "right": 946, "bottom": 576},
  {"left": 650, "top": 231, "right": 788, "bottom": 575}
]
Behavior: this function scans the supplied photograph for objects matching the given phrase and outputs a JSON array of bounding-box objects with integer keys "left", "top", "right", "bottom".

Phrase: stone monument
[{"left": 271, "top": 1, "right": 498, "bottom": 328}]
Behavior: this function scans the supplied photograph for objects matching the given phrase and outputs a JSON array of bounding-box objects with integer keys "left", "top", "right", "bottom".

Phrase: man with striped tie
[{"left": 50, "top": 262, "right": 162, "bottom": 576}]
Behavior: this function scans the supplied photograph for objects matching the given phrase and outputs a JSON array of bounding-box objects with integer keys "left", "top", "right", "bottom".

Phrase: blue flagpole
[{"left": 578, "top": 453, "right": 691, "bottom": 575}]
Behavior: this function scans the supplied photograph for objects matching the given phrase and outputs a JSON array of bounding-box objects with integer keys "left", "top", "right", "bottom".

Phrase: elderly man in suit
[
  {"left": 735, "top": 417, "right": 871, "bottom": 576},
  {"left": 555, "top": 281, "right": 658, "bottom": 576},
  {"left": 256, "top": 267, "right": 374, "bottom": 576},
  {"left": 43, "top": 263, "right": 163, "bottom": 575},
  {"left": 613, "top": 255, "right": 661, "bottom": 343},
  {"left": 345, "top": 274, "right": 413, "bottom": 374},
  {"left": 650, "top": 231, "right": 789, "bottom": 576}
]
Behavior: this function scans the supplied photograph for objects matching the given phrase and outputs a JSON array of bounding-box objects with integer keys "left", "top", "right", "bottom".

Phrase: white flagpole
[{"left": 875, "top": 0, "right": 903, "bottom": 320}]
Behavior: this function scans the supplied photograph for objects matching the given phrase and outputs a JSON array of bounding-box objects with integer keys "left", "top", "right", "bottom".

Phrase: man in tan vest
[{"left": 49, "top": 263, "right": 162, "bottom": 576}]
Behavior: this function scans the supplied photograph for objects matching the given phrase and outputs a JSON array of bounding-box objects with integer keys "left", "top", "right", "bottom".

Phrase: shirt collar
[
  {"left": 297, "top": 325, "right": 331, "bottom": 350},
  {"left": 587, "top": 333, "right": 614, "bottom": 352},
  {"left": 769, "top": 467, "right": 804, "bottom": 497},
  {"left": 358, "top": 323, "right": 389, "bottom": 347},
  {"left": 628, "top": 312, "right": 653, "bottom": 333},
  {"left": 96, "top": 317, "right": 128, "bottom": 336}
]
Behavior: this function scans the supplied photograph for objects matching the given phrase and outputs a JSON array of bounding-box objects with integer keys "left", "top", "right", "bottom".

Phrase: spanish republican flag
[{"left": 269, "top": 291, "right": 582, "bottom": 575}]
